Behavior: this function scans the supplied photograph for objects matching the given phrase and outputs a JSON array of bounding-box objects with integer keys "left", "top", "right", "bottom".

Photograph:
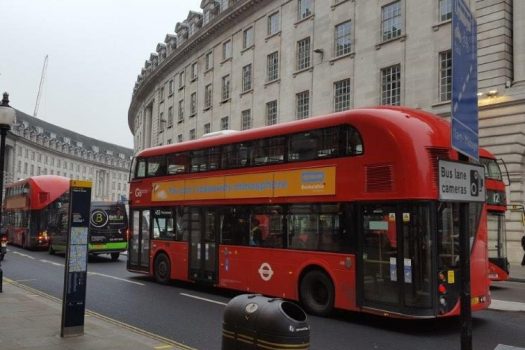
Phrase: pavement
[
  {"left": 0, "top": 278, "right": 195, "bottom": 350},
  {"left": 1, "top": 265, "right": 525, "bottom": 350},
  {"left": 509, "top": 263, "right": 525, "bottom": 283}
]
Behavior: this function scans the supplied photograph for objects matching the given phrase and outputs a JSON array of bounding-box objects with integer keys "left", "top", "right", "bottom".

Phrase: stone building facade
[
  {"left": 5, "top": 109, "right": 133, "bottom": 202},
  {"left": 128, "top": 0, "right": 525, "bottom": 263}
]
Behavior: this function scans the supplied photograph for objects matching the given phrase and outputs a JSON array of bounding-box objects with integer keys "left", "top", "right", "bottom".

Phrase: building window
[
  {"left": 177, "top": 134, "right": 183, "bottom": 143},
  {"left": 296, "top": 37, "right": 311, "bottom": 70},
  {"left": 168, "top": 106, "right": 173, "bottom": 127},
  {"left": 241, "top": 109, "right": 252, "bottom": 130},
  {"left": 382, "top": 1, "right": 402, "bottom": 42},
  {"left": 334, "top": 79, "right": 351, "bottom": 112},
  {"left": 267, "top": 12, "right": 280, "bottom": 35},
  {"left": 266, "top": 100, "right": 278, "bottom": 125},
  {"left": 242, "top": 64, "right": 252, "bottom": 92},
  {"left": 222, "top": 75, "right": 231, "bottom": 100},
  {"left": 190, "top": 92, "right": 197, "bottom": 116},
  {"left": 381, "top": 64, "right": 401, "bottom": 106},
  {"left": 159, "top": 87, "right": 165, "bottom": 100},
  {"left": 221, "top": 116, "right": 229, "bottom": 130},
  {"left": 178, "top": 99, "right": 184, "bottom": 122},
  {"left": 191, "top": 62, "right": 198, "bottom": 80},
  {"left": 179, "top": 71, "right": 185, "bottom": 88},
  {"left": 439, "top": 50, "right": 452, "bottom": 102},
  {"left": 335, "top": 20, "right": 352, "bottom": 57},
  {"left": 243, "top": 27, "right": 254, "bottom": 49},
  {"left": 219, "top": 0, "right": 229, "bottom": 11},
  {"left": 296, "top": 91, "right": 310, "bottom": 119},
  {"left": 159, "top": 112, "right": 165, "bottom": 130},
  {"left": 204, "top": 123, "right": 211, "bottom": 134},
  {"left": 189, "top": 129, "right": 196, "bottom": 140},
  {"left": 267, "top": 51, "right": 279, "bottom": 81},
  {"left": 206, "top": 51, "right": 213, "bottom": 70},
  {"left": 205, "top": 84, "right": 213, "bottom": 108},
  {"left": 223, "top": 40, "right": 232, "bottom": 60},
  {"left": 439, "top": 0, "right": 452, "bottom": 22},
  {"left": 168, "top": 79, "right": 174, "bottom": 95},
  {"left": 298, "top": 0, "right": 313, "bottom": 20}
]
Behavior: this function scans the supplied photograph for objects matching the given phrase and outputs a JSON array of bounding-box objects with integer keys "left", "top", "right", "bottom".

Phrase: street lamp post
[{"left": 0, "top": 92, "right": 16, "bottom": 293}]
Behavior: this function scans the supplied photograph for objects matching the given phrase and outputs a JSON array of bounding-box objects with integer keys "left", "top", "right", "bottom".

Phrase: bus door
[
  {"left": 359, "top": 203, "right": 432, "bottom": 315},
  {"left": 128, "top": 210, "right": 151, "bottom": 272},
  {"left": 188, "top": 207, "right": 218, "bottom": 284}
]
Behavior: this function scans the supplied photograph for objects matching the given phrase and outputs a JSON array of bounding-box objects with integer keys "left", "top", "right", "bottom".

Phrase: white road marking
[
  {"left": 494, "top": 344, "right": 525, "bottom": 350},
  {"left": 490, "top": 299, "right": 525, "bottom": 312},
  {"left": 87, "top": 271, "right": 145, "bottom": 286},
  {"left": 14, "top": 279, "right": 38, "bottom": 282},
  {"left": 39, "top": 259, "right": 63, "bottom": 267},
  {"left": 180, "top": 293, "right": 227, "bottom": 306},
  {"left": 11, "top": 251, "right": 36, "bottom": 259}
]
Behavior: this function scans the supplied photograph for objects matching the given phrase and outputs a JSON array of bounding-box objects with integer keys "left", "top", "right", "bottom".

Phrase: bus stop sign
[{"left": 451, "top": 0, "right": 478, "bottom": 161}]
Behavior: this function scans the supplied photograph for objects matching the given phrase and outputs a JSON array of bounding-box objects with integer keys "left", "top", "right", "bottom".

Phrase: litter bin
[{"left": 222, "top": 294, "right": 310, "bottom": 350}]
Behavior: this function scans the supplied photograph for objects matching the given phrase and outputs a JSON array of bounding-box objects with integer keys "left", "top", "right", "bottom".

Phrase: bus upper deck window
[
  {"left": 136, "top": 159, "right": 146, "bottom": 178},
  {"left": 167, "top": 153, "right": 189, "bottom": 174},
  {"left": 147, "top": 156, "right": 166, "bottom": 177},
  {"left": 346, "top": 128, "right": 363, "bottom": 155}
]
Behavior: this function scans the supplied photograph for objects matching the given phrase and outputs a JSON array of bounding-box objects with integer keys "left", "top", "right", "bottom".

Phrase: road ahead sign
[{"left": 451, "top": 0, "right": 478, "bottom": 161}]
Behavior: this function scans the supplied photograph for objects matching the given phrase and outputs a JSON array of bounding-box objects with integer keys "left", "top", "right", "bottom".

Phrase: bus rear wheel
[
  {"left": 154, "top": 253, "right": 171, "bottom": 284},
  {"left": 299, "top": 270, "right": 334, "bottom": 316},
  {"left": 110, "top": 252, "right": 120, "bottom": 261}
]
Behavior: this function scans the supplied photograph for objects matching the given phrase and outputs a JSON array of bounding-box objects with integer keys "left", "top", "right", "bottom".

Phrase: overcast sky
[{"left": 0, "top": 0, "right": 201, "bottom": 149}]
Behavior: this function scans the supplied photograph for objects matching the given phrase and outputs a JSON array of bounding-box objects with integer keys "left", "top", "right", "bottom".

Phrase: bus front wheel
[
  {"left": 154, "top": 253, "right": 171, "bottom": 284},
  {"left": 299, "top": 270, "right": 334, "bottom": 316},
  {"left": 110, "top": 252, "right": 120, "bottom": 261}
]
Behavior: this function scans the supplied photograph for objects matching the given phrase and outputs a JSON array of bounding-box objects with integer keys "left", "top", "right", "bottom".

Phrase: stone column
[{"left": 514, "top": 0, "right": 525, "bottom": 84}]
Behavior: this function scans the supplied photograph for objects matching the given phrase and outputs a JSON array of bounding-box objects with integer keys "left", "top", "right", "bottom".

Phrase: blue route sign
[{"left": 451, "top": 0, "right": 478, "bottom": 160}]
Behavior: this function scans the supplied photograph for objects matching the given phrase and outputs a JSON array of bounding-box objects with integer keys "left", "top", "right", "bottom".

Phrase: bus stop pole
[{"left": 459, "top": 154, "right": 472, "bottom": 350}]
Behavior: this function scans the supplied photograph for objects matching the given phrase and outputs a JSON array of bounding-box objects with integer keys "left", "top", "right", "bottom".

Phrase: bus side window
[
  {"left": 167, "top": 153, "right": 189, "bottom": 174},
  {"left": 152, "top": 209, "right": 175, "bottom": 240},
  {"left": 175, "top": 207, "right": 189, "bottom": 241},
  {"left": 147, "top": 156, "right": 166, "bottom": 177},
  {"left": 136, "top": 159, "right": 146, "bottom": 178},
  {"left": 346, "top": 127, "right": 363, "bottom": 155}
]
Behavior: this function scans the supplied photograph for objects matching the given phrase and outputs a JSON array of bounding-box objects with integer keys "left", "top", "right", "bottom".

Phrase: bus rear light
[
  {"left": 438, "top": 272, "right": 446, "bottom": 282},
  {"left": 439, "top": 296, "right": 447, "bottom": 306},
  {"left": 438, "top": 284, "right": 447, "bottom": 294}
]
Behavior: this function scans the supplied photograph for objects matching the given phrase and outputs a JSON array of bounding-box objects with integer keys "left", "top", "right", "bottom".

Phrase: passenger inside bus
[{"left": 249, "top": 218, "right": 262, "bottom": 246}]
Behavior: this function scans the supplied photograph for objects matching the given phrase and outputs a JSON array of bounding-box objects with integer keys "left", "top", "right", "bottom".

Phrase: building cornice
[{"left": 128, "top": 0, "right": 265, "bottom": 134}]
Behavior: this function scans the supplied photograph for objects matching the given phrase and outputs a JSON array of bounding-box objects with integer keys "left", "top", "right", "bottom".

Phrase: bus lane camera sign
[{"left": 438, "top": 160, "right": 485, "bottom": 202}]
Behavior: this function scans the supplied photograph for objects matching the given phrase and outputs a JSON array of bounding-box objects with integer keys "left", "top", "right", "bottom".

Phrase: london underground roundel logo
[
  {"left": 258, "top": 262, "right": 274, "bottom": 281},
  {"left": 90, "top": 209, "right": 109, "bottom": 228}
]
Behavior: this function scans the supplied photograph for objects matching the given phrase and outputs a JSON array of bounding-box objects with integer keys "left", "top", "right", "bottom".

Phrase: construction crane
[{"left": 33, "top": 55, "right": 48, "bottom": 117}]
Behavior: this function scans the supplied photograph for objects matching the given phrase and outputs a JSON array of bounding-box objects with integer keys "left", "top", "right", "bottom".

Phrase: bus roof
[
  {"left": 6, "top": 175, "right": 70, "bottom": 210},
  {"left": 135, "top": 106, "right": 452, "bottom": 158},
  {"left": 479, "top": 148, "right": 494, "bottom": 160}
]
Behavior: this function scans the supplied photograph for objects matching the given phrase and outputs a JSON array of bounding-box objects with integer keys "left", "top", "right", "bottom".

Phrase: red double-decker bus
[
  {"left": 480, "top": 148, "right": 509, "bottom": 281},
  {"left": 3, "top": 175, "right": 70, "bottom": 249},
  {"left": 127, "top": 107, "right": 490, "bottom": 318}
]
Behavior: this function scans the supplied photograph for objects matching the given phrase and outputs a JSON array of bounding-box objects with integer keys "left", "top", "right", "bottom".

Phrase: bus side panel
[
  {"left": 218, "top": 245, "right": 256, "bottom": 292},
  {"left": 151, "top": 241, "right": 190, "bottom": 282},
  {"left": 218, "top": 246, "right": 357, "bottom": 311},
  {"left": 469, "top": 210, "right": 491, "bottom": 311}
]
